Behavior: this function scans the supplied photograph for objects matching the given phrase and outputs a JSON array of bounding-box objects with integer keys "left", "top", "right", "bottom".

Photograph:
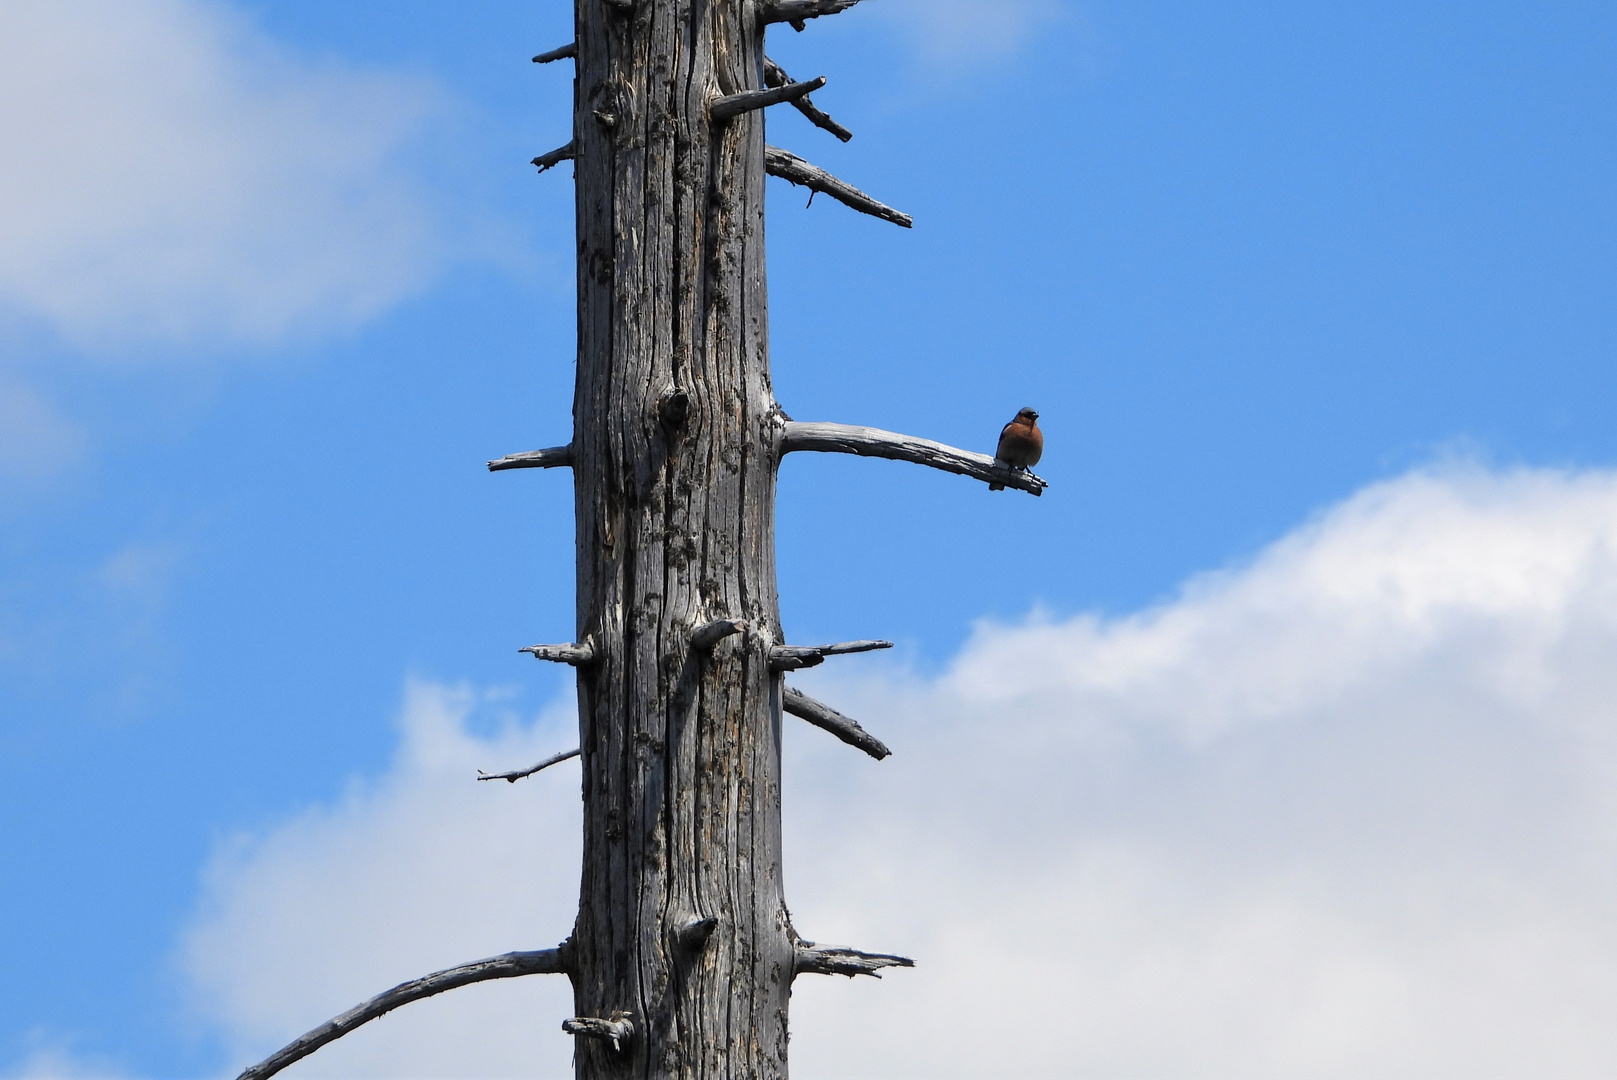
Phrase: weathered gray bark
[
  {"left": 567, "top": 2, "right": 792, "bottom": 1076},
  {"left": 228, "top": 4, "right": 1045, "bottom": 1078}
]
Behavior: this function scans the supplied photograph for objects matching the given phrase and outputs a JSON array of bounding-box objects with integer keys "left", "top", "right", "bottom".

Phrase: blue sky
[{"left": 5, "top": 2, "right": 1617, "bottom": 1077}]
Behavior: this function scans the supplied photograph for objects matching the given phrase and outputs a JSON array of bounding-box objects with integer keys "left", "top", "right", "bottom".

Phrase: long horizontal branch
[
  {"left": 764, "top": 56, "right": 852, "bottom": 141},
  {"left": 780, "top": 421, "right": 1048, "bottom": 495},
  {"left": 712, "top": 77, "right": 825, "bottom": 121},
  {"left": 488, "top": 444, "right": 573, "bottom": 472},
  {"left": 783, "top": 686, "right": 890, "bottom": 760},
  {"left": 794, "top": 942, "right": 914, "bottom": 979},
  {"left": 478, "top": 748, "right": 580, "bottom": 783},
  {"left": 532, "top": 43, "right": 576, "bottom": 64},
  {"left": 235, "top": 948, "right": 568, "bottom": 1080},
  {"left": 770, "top": 639, "right": 891, "bottom": 671},
  {"left": 762, "top": 0, "right": 864, "bottom": 26},
  {"left": 764, "top": 146, "right": 911, "bottom": 228},
  {"left": 532, "top": 141, "right": 575, "bottom": 174}
]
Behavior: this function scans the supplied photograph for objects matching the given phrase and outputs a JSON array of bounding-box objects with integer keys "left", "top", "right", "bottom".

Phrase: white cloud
[
  {"left": 184, "top": 465, "right": 1617, "bottom": 1078},
  {"left": 0, "top": 0, "right": 450, "bottom": 351},
  {"left": 183, "top": 681, "right": 583, "bottom": 1078},
  {"left": 875, "top": 0, "right": 1067, "bottom": 65}
]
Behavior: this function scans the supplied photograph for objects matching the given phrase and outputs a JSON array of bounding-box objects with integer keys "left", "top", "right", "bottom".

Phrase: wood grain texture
[
  {"left": 793, "top": 943, "right": 913, "bottom": 978},
  {"left": 761, "top": 0, "right": 864, "bottom": 25},
  {"left": 234, "top": 949, "right": 567, "bottom": 1080},
  {"left": 769, "top": 639, "right": 891, "bottom": 670},
  {"left": 519, "top": 639, "right": 597, "bottom": 666},
  {"left": 764, "top": 145, "right": 912, "bottom": 227},
  {"left": 569, "top": 2, "right": 793, "bottom": 1075},
  {"left": 488, "top": 444, "right": 573, "bottom": 471},
  {"left": 781, "top": 686, "right": 891, "bottom": 760},
  {"left": 711, "top": 77, "right": 825, "bottom": 121},
  {"left": 781, "top": 420, "right": 1049, "bottom": 495}
]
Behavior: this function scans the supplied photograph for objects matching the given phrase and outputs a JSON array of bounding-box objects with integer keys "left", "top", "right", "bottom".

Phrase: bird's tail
[{"left": 990, "top": 457, "right": 1008, "bottom": 491}]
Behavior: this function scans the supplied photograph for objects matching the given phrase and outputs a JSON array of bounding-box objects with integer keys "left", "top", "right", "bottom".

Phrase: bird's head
[{"left": 1016, "top": 407, "right": 1039, "bottom": 423}]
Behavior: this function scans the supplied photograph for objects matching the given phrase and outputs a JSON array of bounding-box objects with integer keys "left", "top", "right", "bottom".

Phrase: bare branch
[
  {"left": 532, "top": 43, "right": 577, "bottom": 64},
  {"left": 563, "top": 1012, "right": 635, "bottom": 1053},
  {"left": 794, "top": 942, "right": 914, "bottom": 979},
  {"left": 520, "top": 638, "right": 596, "bottom": 666},
  {"left": 478, "top": 748, "right": 580, "bottom": 783},
  {"left": 764, "top": 56, "right": 852, "bottom": 141},
  {"left": 762, "top": 0, "right": 863, "bottom": 26},
  {"left": 780, "top": 420, "right": 1047, "bottom": 495},
  {"left": 234, "top": 948, "right": 567, "bottom": 1080},
  {"left": 488, "top": 444, "right": 573, "bottom": 472},
  {"left": 532, "top": 141, "right": 576, "bottom": 174},
  {"left": 691, "top": 619, "right": 746, "bottom": 651},
  {"left": 764, "top": 146, "right": 911, "bottom": 228},
  {"left": 782, "top": 686, "right": 890, "bottom": 760},
  {"left": 770, "top": 639, "right": 892, "bottom": 671},
  {"left": 712, "top": 77, "right": 826, "bottom": 121}
]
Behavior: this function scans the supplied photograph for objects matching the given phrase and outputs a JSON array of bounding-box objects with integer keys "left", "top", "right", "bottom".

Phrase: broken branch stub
[
  {"left": 690, "top": 618, "right": 747, "bottom": 651},
  {"left": 563, "top": 1012, "right": 635, "bottom": 1054},
  {"left": 769, "top": 639, "right": 892, "bottom": 670},
  {"left": 532, "top": 42, "right": 577, "bottom": 63},
  {"left": 531, "top": 140, "right": 576, "bottom": 174},
  {"left": 765, "top": 146, "right": 912, "bottom": 227},
  {"left": 488, "top": 444, "right": 573, "bottom": 472},
  {"left": 711, "top": 77, "right": 826, "bottom": 121},
  {"left": 519, "top": 638, "right": 596, "bottom": 666},
  {"left": 794, "top": 943, "right": 914, "bottom": 979},
  {"left": 764, "top": 56, "right": 853, "bottom": 141},
  {"left": 782, "top": 686, "right": 891, "bottom": 760},
  {"left": 761, "top": 0, "right": 863, "bottom": 25}
]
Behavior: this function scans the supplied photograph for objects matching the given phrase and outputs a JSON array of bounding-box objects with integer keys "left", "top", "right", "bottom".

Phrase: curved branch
[
  {"left": 478, "top": 748, "right": 580, "bottom": 783},
  {"left": 794, "top": 942, "right": 914, "bottom": 979},
  {"left": 765, "top": 146, "right": 911, "bottom": 228},
  {"left": 488, "top": 444, "right": 573, "bottom": 472},
  {"left": 780, "top": 421, "right": 1047, "bottom": 495},
  {"left": 783, "top": 686, "right": 890, "bottom": 760},
  {"left": 765, "top": 56, "right": 852, "bottom": 141},
  {"left": 235, "top": 948, "right": 568, "bottom": 1080}
]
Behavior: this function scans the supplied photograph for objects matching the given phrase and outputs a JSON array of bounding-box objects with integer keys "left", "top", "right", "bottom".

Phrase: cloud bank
[
  {"left": 185, "top": 464, "right": 1617, "bottom": 1079},
  {"left": 0, "top": 0, "right": 449, "bottom": 351}
]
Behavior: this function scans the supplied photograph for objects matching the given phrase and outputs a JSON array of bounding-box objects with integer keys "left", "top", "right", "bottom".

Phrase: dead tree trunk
[
  {"left": 234, "top": 4, "right": 1044, "bottom": 1080},
  {"left": 565, "top": 0, "right": 790, "bottom": 1074}
]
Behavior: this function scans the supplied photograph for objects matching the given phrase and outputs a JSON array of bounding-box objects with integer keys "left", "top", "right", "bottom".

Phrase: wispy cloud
[
  {"left": 0, "top": 0, "right": 451, "bottom": 353},
  {"left": 0, "top": 377, "right": 84, "bottom": 484},
  {"left": 183, "top": 464, "right": 1617, "bottom": 1078},
  {"left": 874, "top": 0, "right": 1069, "bottom": 66}
]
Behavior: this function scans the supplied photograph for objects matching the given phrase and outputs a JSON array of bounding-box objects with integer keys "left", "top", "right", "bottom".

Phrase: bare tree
[{"left": 237, "top": 3, "right": 1044, "bottom": 1079}]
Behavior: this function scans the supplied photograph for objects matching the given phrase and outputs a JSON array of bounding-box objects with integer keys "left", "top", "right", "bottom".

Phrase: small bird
[{"left": 989, "top": 407, "right": 1042, "bottom": 491}]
